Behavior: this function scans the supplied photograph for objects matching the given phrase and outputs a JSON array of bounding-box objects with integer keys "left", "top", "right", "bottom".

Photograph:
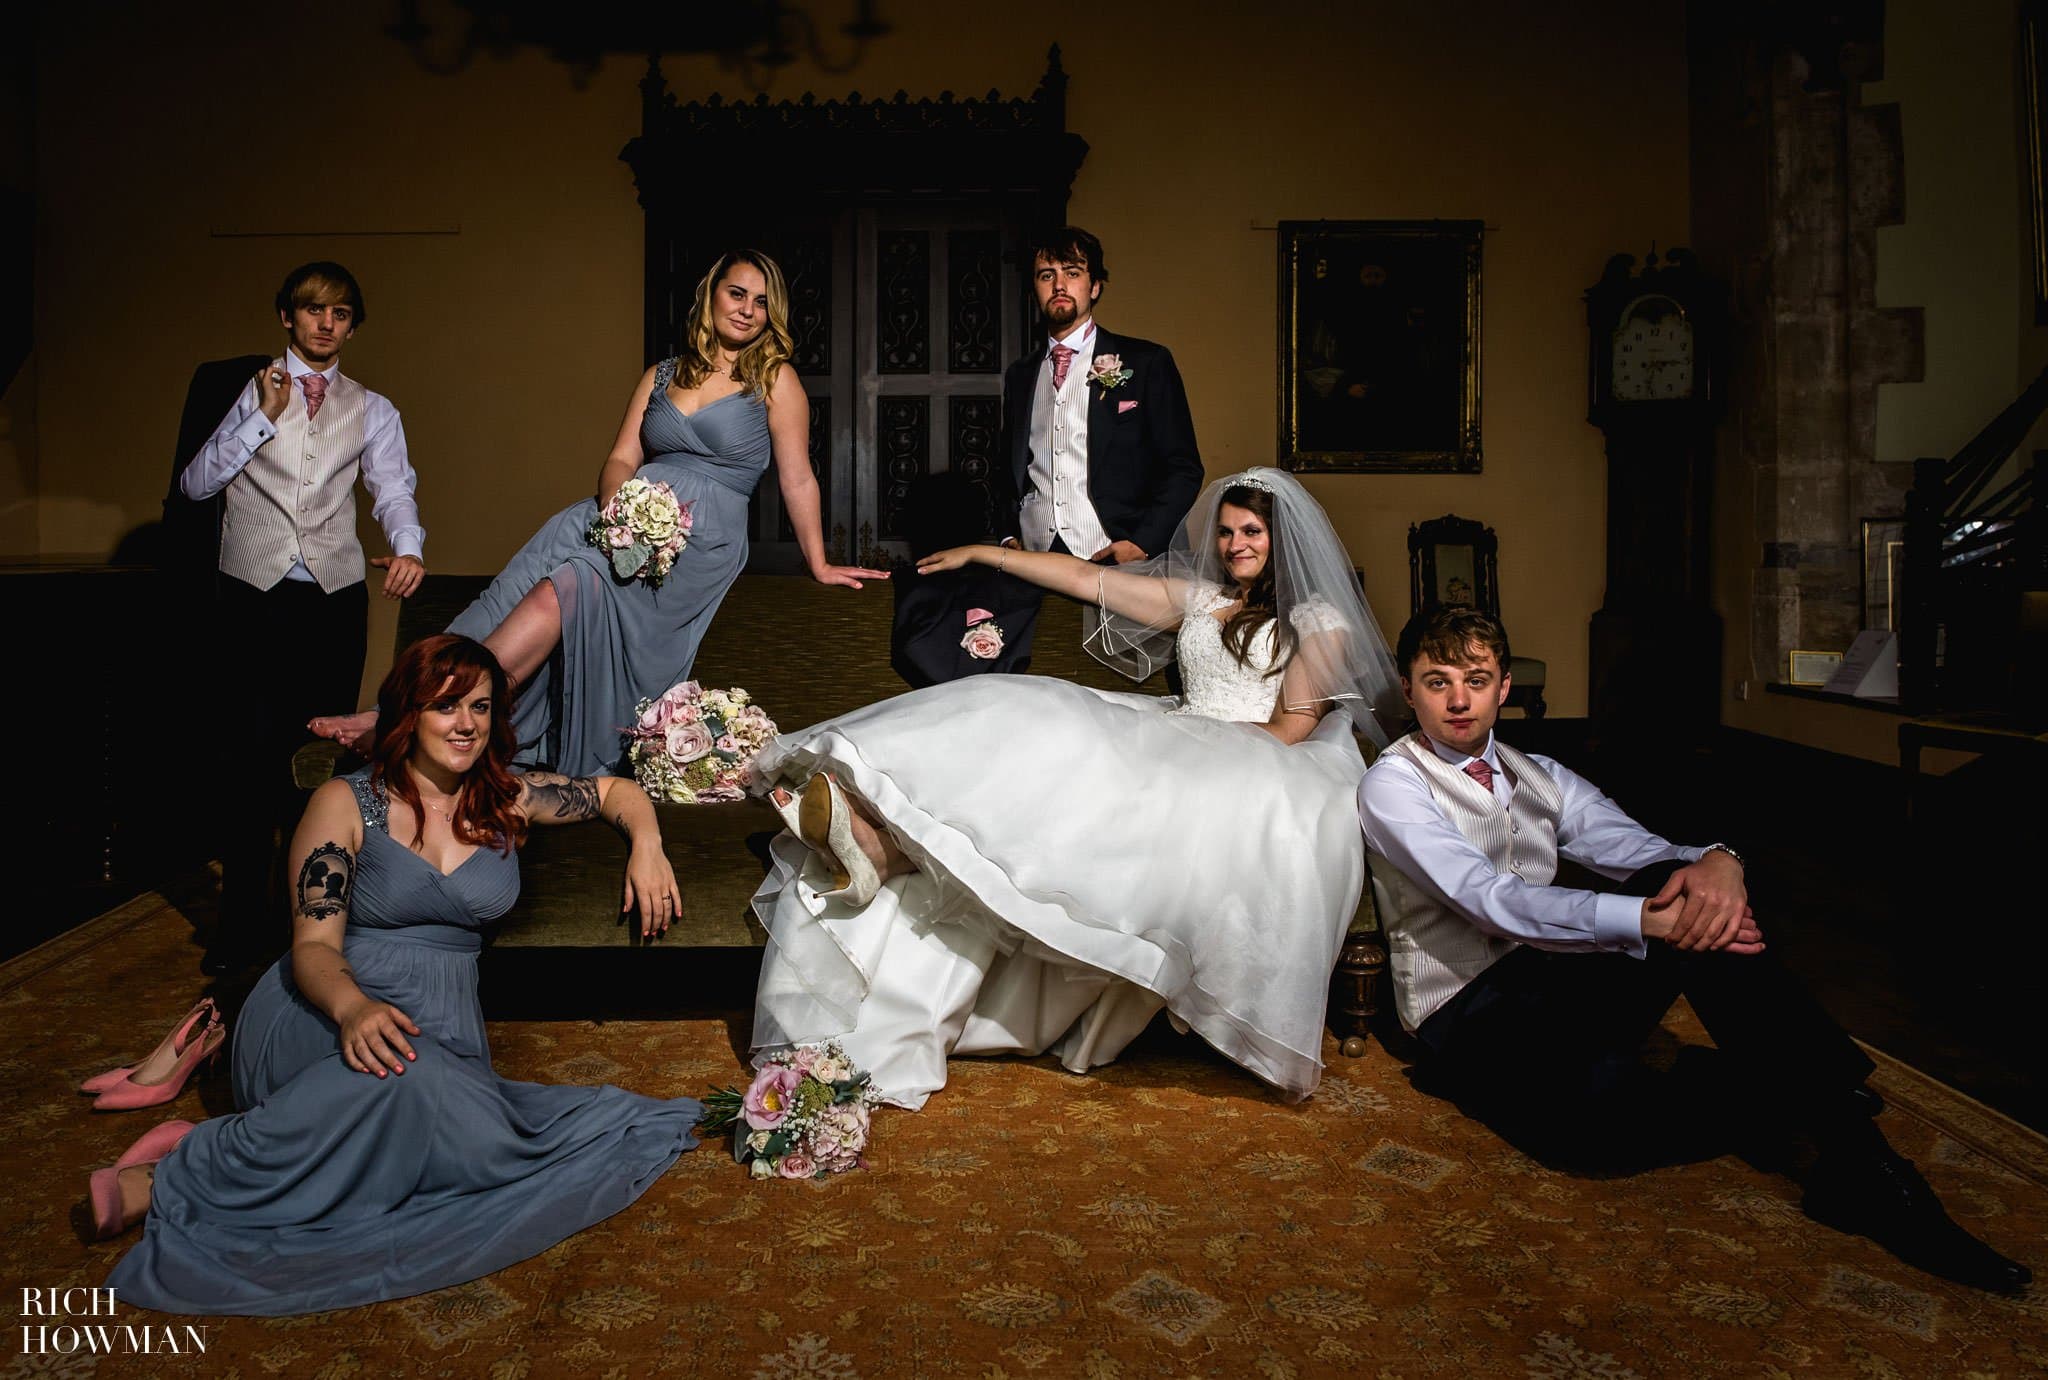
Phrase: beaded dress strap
[
  {"left": 653, "top": 356, "right": 679, "bottom": 392},
  {"left": 344, "top": 771, "right": 390, "bottom": 834}
]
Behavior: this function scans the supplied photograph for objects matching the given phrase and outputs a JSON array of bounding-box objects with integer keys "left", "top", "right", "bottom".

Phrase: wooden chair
[{"left": 1408, "top": 514, "right": 1547, "bottom": 717}]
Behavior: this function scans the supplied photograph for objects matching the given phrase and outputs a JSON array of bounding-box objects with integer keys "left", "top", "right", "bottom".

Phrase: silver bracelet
[
  {"left": 1701, "top": 842, "right": 1745, "bottom": 869},
  {"left": 996, "top": 546, "right": 1008, "bottom": 575}
]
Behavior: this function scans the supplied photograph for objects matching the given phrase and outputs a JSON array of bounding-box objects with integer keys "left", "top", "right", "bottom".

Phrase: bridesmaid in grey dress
[
  {"left": 100, "top": 635, "right": 697, "bottom": 1315},
  {"left": 311, "top": 250, "right": 887, "bottom": 776}
]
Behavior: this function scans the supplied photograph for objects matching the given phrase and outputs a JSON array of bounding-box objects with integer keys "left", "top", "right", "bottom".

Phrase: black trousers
[
  {"left": 1412, "top": 861, "right": 1874, "bottom": 1150},
  {"left": 213, "top": 574, "right": 368, "bottom": 956}
]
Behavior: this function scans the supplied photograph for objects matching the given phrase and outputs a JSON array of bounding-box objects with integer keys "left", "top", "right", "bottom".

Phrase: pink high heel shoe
[
  {"left": 92, "top": 1013, "right": 227, "bottom": 1112},
  {"left": 78, "top": 999, "right": 216, "bottom": 1095},
  {"left": 87, "top": 1119, "right": 196, "bottom": 1241}
]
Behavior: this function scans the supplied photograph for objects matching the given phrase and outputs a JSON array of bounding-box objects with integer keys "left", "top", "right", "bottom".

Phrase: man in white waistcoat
[
  {"left": 995, "top": 226, "right": 1202, "bottom": 569},
  {"left": 1358, "top": 605, "right": 2028, "bottom": 1294},
  {"left": 180, "top": 261, "right": 426, "bottom": 974}
]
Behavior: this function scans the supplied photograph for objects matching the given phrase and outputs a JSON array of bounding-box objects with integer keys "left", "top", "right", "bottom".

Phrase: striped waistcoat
[
  {"left": 218, "top": 362, "right": 369, "bottom": 593},
  {"left": 1370, "top": 732, "right": 1564, "bottom": 1031}
]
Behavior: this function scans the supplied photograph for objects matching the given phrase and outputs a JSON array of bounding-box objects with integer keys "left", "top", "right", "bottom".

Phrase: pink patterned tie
[
  {"left": 300, "top": 372, "right": 327, "bottom": 420},
  {"left": 1463, "top": 758, "right": 1496, "bottom": 794},
  {"left": 1049, "top": 343, "right": 1077, "bottom": 391}
]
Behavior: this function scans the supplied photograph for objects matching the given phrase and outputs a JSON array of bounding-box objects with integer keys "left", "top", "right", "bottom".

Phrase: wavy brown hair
[
  {"left": 1217, "top": 483, "right": 1297, "bottom": 679},
  {"left": 369, "top": 635, "right": 528, "bottom": 853},
  {"left": 673, "top": 250, "right": 794, "bottom": 402}
]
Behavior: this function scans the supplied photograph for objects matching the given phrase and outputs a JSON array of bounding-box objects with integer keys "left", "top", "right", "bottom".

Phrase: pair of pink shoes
[
  {"left": 78, "top": 998, "right": 227, "bottom": 1112},
  {"left": 87, "top": 1119, "right": 195, "bottom": 1240}
]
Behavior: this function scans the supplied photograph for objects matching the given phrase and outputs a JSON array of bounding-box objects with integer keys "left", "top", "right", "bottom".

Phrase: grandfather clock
[{"left": 1584, "top": 249, "right": 1725, "bottom": 743}]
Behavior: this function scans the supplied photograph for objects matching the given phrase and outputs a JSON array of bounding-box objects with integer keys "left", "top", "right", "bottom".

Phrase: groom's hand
[
  {"left": 373, "top": 555, "right": 425, "bottom": 599},
  {"left": 1646, "top": 851, "right": 1749, "bottom": 951},
  {"left": 254, "top": 365, "right": 293, "bottom": 422},
  {"left": 1091, "top": 540, "right": 1148, "bottom": 565}
]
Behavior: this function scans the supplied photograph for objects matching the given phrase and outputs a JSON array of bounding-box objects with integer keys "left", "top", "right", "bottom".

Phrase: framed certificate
[{"left": 1787, "top": 650, "right": 1843, "bottom": 686}]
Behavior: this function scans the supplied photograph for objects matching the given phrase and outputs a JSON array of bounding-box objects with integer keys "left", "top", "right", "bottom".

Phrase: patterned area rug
[{"left": 7, "top": 888, "right": 2045, "bottom": 1378}]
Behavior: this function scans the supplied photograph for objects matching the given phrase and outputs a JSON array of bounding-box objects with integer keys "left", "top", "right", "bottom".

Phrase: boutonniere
[
  {"left": 1089, "top": 354, "right": 1133, "bottom": 393},
  {"left": 960, "top": 608, "right": 1005, "bottom": 660}
]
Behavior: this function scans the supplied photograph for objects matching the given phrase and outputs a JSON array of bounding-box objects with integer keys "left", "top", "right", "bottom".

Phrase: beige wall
[
  {"left": 1868, "top": 0, "right": 2023, "bottom": 468},
  {"left": 24, "top": 0, "right": 1689, "bottom": 709}
]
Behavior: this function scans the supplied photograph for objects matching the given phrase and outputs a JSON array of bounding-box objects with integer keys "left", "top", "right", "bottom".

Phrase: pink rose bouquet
[
  {"left": 622, "top": 681, "right": 777, "bottom": 804},
  {"left": 698, "top": 1040, "right": 882, "bottom": 1181},
  {"left": 586, "top": 477, "right": 692, "bottom": 586}
]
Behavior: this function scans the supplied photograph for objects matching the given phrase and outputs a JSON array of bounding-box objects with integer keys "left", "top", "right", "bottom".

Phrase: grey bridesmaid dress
[
  {"left": 106, "top": 771, "right": 702, "bottom": 1316},
  {"left": 447, "top": 358, "right": 775, "bottom": 776}
]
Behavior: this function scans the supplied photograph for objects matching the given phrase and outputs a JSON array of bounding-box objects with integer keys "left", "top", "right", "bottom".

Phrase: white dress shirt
[
  {"left": 180, "top": 349, "right": 424, "bottom": 582},
  {"left": 1020, "top": 320, "right": 1113, "bottom": 557},
  {"left": 1358, "top": 732, "right": 1705, "bottom": 958}
]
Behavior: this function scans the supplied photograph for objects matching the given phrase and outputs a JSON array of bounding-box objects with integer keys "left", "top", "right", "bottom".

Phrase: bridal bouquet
[
  {"left": 588, "top": 477, "right": 693, "bottom": 586},
  {"left": 623, "top": 682, "right": 776, "bottom": 804},
  {"left": 699, "top": 1041, "right": 882, "bottom": 1180}
]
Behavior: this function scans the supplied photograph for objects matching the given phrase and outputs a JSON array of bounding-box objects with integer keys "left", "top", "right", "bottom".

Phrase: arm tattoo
[
  {"left": 521, "top": 771, "right": 603, "bottom": 823},
  {"left": 296, "top": 842, "right": 354, "bottom": 923},
  {"left": 603, "top": 804, "right": 631, "bottom": 840}
]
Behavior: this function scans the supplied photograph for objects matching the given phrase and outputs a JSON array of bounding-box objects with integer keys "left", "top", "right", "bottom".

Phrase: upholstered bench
[{"left": 296, "top": 574, "right": 1386, "bottom": 1042}]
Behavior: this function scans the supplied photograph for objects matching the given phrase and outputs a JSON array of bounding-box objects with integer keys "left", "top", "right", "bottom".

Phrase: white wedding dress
[{"left": 749, "top": 589, "right": 1367, "bottom": 1108}]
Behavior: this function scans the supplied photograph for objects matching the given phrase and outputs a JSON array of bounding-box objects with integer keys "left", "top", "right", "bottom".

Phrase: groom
[
  {"left": 996, "top": 227, "right": 1202, "bottom": 565},
  {"left": 1357, "top": 605, "right": 2030, "bottom": 1294}
]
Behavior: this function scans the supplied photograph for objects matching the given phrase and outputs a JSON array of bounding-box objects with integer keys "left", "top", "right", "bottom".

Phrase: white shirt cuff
[
  {"left": 234, "top": 411, "right": 274, "bottom": 450},
  {"left": 389, "top": 531, "right": 425, "bottom": 561},
  {"left": 1593, "top": 893, "right": 1648, "bottom": 958}
]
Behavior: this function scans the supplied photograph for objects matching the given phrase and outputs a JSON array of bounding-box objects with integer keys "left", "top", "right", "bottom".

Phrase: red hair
[{"left": 369, "top": 634, "right": 528, "bottom": 852}]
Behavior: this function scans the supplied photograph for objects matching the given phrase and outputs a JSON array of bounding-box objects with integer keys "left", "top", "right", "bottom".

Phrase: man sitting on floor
[{"left": 1356, "top": 605, "right": 2029, "bottom": 1293}]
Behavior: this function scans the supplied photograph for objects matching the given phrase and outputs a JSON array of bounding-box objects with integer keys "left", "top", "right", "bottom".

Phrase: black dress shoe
[{"left": 1803, "top": 1151, "right": 2032, "bottom": 1294}]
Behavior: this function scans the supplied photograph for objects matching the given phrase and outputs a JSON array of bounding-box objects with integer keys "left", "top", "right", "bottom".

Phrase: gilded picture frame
[{"left": 1278, "top": 220, "right": 1483, "bottom": 473}]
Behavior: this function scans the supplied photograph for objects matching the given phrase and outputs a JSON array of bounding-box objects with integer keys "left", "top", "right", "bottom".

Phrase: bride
[{"left": 748, "top": 467, "right": 1403, "bottom": 1107}]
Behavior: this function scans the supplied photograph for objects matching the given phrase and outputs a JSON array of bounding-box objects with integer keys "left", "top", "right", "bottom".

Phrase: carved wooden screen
[
  {"left": 621, "top": 49, "right": 1087, "bottom": 573},
  {"left": 737, "top": 212, "right": 1021, "bottom": 571}
]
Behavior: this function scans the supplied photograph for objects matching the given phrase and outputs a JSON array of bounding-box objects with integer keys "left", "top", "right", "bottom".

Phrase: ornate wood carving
[
  {"left": 877, "top": 396, "right": 930, "bottom": 540},
  {"left": 949, "top": 396, "right": 1001, "bottom": 530},
  {"left": 877, "top": 232, "right": 930, "bottom": 374},
  {"left": 947, "top": 231, "right": 1000, "bottom": 373},
  {"left": 623, "top": 48, "right": 1087, "bottom": 364},
  {"left": 781, "top": 232, "right": 833, "bottom": 375}
]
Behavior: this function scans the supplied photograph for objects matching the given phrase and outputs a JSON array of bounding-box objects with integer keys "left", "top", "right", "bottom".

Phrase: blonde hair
[{"left": 675, "top": 250, "right": 793, "bottom": 401}]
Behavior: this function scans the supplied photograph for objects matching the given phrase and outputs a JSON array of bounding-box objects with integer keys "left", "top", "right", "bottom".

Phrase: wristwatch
[{"left": 1701, "top": 842, "right": 1745, "bottom": 869}]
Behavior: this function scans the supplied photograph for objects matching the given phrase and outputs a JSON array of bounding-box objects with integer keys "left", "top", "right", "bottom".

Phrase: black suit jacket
[
  {"left": 889, "top": 564, "right": 1043, "bottom": 690},
  {"left": 996, "top": 328, "right": 1203, "bottom": 558},
  {"left": 160, "top": 353, "right": 270, "bottom": 582}
]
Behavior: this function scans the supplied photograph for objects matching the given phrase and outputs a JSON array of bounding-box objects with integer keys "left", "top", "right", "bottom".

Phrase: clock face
[{"left": 1610, "top": 293, "right": 1695, "bottom": 401}]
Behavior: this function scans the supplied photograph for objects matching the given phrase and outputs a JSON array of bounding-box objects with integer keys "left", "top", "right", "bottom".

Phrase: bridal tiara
[{"left": 1229, "top": 473, "right": 1276, "bottom": 493}]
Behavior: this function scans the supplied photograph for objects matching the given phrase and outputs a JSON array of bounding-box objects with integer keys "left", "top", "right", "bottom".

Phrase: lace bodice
[
  {"left": 1171, "top": 597, "right": 1284, "bottom": 722},
  {"left": 1168, "top": 588, "right": 1348, "bottom": 723}
]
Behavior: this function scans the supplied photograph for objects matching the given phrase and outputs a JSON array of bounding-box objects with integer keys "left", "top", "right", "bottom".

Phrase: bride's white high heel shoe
[{"left": 770, "top": 775, "right": 882, "bottom": 907}]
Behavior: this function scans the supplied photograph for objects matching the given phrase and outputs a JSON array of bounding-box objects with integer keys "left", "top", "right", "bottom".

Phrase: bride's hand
[
  {"left": 811, "top": 563, "right": 891, "bottom": 590},
  {"left": 913, "top": 545, "right": 987, "bottom": 575}
]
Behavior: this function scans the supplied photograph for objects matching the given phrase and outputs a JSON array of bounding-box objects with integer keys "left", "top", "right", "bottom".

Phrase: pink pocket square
[{"left": 1117, "top": 399, "right": 1139, "bottom": 413}]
